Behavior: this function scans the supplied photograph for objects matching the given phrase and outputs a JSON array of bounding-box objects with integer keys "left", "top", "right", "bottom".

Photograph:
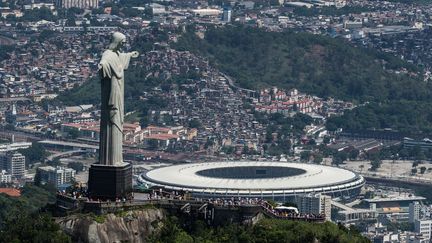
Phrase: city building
[
  {"left": 55, "top": 0, "right": 98, "bottom": 9},
  {"left": 0, "top": 170, "right": 12, "bottom": 183},
  {"left": 36, "top": 166, "right": 76, "bottom": 188},
  {"left": 410, "top": 202, "right": 421, "bottom": 223},
  {"left": 365, "top": 196, "right": 426, "bottom": 217},
  {"left": 5, "top": 103, "right": 16, "bottom": 124},
  {"left": 415, "top": 219, "right": 432, "bottom": 240},
  {"left": 222, "top": 7, "right": 232, "bottom": 22},
  {"left": 403, "top": 137, "right": 432, "bottom": 151},
  {"left": 0, "top": 142, "right": 32, "bottom": 153},
  {"left": 295, "top": 194, "right": 332, "bottom": 221},
  {"left": 1, "top": 152, "right": 25, "bottom": 179}
]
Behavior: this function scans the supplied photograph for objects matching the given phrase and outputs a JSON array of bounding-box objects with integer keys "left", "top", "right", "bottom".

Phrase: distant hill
[{"left": 175, "top": 26, "right": 429, "bottom": 103}]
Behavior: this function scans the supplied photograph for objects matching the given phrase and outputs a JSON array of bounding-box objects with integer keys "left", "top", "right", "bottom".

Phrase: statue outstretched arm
[{"left": 130, "top": 51, "right": 139, "bottom": 58}]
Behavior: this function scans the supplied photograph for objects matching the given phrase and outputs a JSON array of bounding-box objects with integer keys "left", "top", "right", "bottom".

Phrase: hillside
[
  {"left": 175, "top": 26, "right": 428, "bottom": 103},
  {"left": 57, "top": 25, "right": 432, "bottom": 133}
]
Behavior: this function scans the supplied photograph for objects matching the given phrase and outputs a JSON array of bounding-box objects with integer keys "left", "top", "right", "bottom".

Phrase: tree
[
  {"left": 68, "top": 129, "right": 79, "bottom": 139},
  {"left": 47, "top": 157, "right": 61, "bottom": 167},
  {"left": 411, "top": 168, "right": 418, "bottom": 175},
  {"left": 323, "top": 136, "right": 331, "bottom": 145},
  {"left": 420, "top": 166, "right": 427, "bottom": 174},
  {"left": 38, "top": 29, "right": 54, "bottom": 42},
  {"left": 349, "top": 149, "right": 359, "bottom": 160},
  {"left": 221, "top": 146, "right": 235, "bottom": 154},
  {"left": 188, "top": 119, "right": 201, "bottom": 129},
  {"left": 364, "top": 191, "right": 374, "bottom": 199},
  {"left": 332, "top": 151, "right": 347, "bottom": 166},
  {"left": 149, "top": 217, "right": 369, "bottom": 242},
  {"left": 18, "top": 142, "right": 48, "bottom": 166},
  {"left": 313, "top": 154, "right": 323, "bottom": 164},
  {"left": 67, "top": 162, "right": 84, "bottom": 172},
  {"left": 300, "top": 151, "right": 311, "bottom": 162},
  {"left": 0, "top": 212, "right": 70, "bottom": 243},
  {"left": 65, "top": 15, "right": 76, "bottom": 26},
  {"left": 370, "top": 158, "right": 382, "bottom": 171}
]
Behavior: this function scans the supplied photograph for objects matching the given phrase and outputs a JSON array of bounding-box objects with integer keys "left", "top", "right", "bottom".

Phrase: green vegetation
[
  {"left": 370, "top": 158, "right": 382, "bottom": 171},
  {"left": 175, "top": 26, "right": 424, "bottom": 102},
  {"left": 57, "top": 77, "right": 101, "bottom": 105},
  {"left": 21, "top": 7, "right": 57, "bottom": 22},
  {"left": 0, "top": 184, "right": 70, "bottom": 242},
  {"left": 0, "top": 184, "right": 55, "bottom": 225},
  {"left": 67, "top": 161, "right": 84, "bottom": 172},
  {"left": 92, "top": 213, "right": 107, "bottom": 224},
  {"left": 0, "top": 212, "right": 71, "bottom": 243},
  {"left": 57, "top": 72, "right": 170, "bottom": 126},
  {"left": 254, "top": 112, "right": 312, "bottom": 155},
  {"left": 326, "top": 101, "right": 432, "bottom": 134},
  {"left": 0, "top": 184, "right": 70, "bottom": 243},
  {"left": 18, "top": 141, "right": 49, "bottom": 166},
  {"left": 0, "top": 44, "right": 15, "bottom": 62},
  {"left": 149, "top": 216, "right": 369, "bottom": 243}
]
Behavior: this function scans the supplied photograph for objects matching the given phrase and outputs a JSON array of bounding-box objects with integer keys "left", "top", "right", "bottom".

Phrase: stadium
[{"left": 138, "top": 161, "right": 365, "bottom": 201}]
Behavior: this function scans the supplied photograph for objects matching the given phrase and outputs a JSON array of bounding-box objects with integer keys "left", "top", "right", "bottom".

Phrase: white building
[
  {"left": 0, "top": 142, "right": 32, "bottom": 153},
  {"left": 295, "top": 194, "right": 331, "bottom": 221},
  {"left": 191, "top": 9, "right": 221, "bottom": 16},
  {"left": 415, "top": 219, "right": 432, "bottom": 240},
  {"left": 1, "top": 152, "right": 25, "bottom": 179},
  {"left": 0, "top": 170, "right": 12, "bottom": 183},
  {"left": 410, "top": 202, "right": 421, "bottom": 223},
  {"left": 55, "top": 0, "right": 98, "bottom": 9},
  {"left": 37, "top": 166, "right": 76, "bottom": 187}
]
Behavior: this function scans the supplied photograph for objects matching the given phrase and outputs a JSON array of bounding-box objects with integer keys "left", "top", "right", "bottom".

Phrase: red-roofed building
[
  {"left": 142, "top": 133, "right": 180, "bottom": 149},
  {"left": 0, "top": 188, "right": 21, "bottom": 197}
]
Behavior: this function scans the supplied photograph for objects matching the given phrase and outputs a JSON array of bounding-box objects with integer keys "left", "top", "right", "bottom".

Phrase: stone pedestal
[{"left": 87, "top": 162, "right": 132, "bottom": 200}]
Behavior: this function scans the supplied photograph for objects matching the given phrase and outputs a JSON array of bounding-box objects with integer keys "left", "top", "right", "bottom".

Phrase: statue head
[{"left": 108, "top": 32, "right": 126, "bottom": 51}]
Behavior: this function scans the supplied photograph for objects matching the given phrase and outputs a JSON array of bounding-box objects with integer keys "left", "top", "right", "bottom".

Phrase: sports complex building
[{"left": 138, "top": 161, "right": 365, "bottom": 201}]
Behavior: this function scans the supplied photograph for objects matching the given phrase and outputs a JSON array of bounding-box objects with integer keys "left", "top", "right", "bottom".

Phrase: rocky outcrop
[{"left": 57, "top": 208, "right": 165, "bottom": 243}]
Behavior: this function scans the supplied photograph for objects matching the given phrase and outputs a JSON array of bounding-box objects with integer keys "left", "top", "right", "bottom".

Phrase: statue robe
[{"left": 98, "top": 49, "right": 132, "bottom": 165}]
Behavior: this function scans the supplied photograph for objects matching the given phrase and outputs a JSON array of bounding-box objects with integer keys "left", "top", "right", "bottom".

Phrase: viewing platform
[{"left": 55, "top": 192, "right": 326, "bottom": 225}]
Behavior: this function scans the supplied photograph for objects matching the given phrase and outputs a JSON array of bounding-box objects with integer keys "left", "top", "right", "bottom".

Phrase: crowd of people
[
  {"left": 57, "top": 187, "right": 326, "bottom": 221},
  {"left": 150, "top": 190, "right": 326, "bottom": 221}
]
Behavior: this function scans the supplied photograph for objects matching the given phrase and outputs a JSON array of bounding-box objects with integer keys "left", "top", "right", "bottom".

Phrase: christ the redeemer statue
[{"left": 98, "top": 32, "right": 139, "bottom": 165}]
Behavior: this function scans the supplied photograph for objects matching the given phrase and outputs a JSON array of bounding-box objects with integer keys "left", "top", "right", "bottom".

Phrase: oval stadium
[{"left": 138, "top": 161, "right": 365, "bottom": 201}]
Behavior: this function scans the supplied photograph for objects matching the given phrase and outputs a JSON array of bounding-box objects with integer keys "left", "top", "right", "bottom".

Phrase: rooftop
[{"left": 0, "top": 188, "right": 21, "bottom": 197}]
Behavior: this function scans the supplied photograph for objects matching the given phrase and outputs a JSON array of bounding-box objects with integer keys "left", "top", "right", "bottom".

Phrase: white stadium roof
[{"left": 140, "top": 161, "right": 365, "bottom": 196}]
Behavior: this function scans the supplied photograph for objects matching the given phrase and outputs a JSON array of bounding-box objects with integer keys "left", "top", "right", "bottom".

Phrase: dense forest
[
  {"left": 0, "top": 184, "right": 71, "bottom": 242},
  {"left": 175, "top": 26, "right": 425, "bottom": 103},
  {"left": 149, "top": 216, "right": 369, "bottom": 243}
]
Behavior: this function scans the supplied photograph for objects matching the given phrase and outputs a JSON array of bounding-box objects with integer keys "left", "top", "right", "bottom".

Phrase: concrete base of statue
[{"left": 87, "top": 162, "right": 132, "bottom": 200}]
